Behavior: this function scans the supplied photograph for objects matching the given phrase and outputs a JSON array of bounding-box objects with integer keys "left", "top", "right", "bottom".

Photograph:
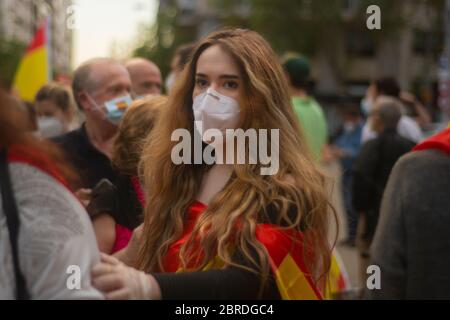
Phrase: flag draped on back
[
  {"left": 163, "top": 201, "right": 350, "bottom": 300},
  {"left": 13, "top": 19, "right": 51, "bottom": 102}
]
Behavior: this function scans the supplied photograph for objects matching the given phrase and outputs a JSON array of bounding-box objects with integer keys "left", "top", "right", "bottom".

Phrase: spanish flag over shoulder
[
  {"left": 164, "top": 201, "right": 350, "bottom": 300},
  {"left": 13, "top": 19, "right": 51, "bottom": 102},
  {"left": 414, "top": 126, "right": 450, "bottom": 155}
]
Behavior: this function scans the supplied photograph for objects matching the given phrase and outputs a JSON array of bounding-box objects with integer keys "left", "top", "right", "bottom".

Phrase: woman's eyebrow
[
  {"left": 219, "top": 75, "right": 240, "bottom": 80},
  {"left": 195, "top": 73, "right": 240, "bottom": 80}
]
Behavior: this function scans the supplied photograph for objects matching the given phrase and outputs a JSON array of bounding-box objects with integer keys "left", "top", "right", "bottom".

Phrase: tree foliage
[
  {"left": 133, "top": 0, "right": 198, "bottom": 78},
  {"left": 0, "top": 37, "right": 26, "bottom": 90},
  {"left": 132, "top": 0, "right": 446, "bottom": 85}
]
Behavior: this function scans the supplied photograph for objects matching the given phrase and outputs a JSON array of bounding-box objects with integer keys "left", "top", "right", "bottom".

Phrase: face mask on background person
[
  {"left": 192, "top": 87, "right": 241, "bottom": 141},
  {"left": 104, "top": 95, "right": 133, "bottom": 124},
  {"left": 343, "top": 122, "right": 356, "bottom": 133},
  {"left": 37, "top": 116, "right": 64, "bottom": 138},
  {"left": 86, "top": 93, "right": 133, "bottom": 125},
  {"left": 134, "top": 94, "right": 148, "bottom": 100}
]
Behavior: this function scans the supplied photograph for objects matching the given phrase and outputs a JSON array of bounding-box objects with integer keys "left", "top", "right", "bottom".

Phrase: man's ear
[{"left": 77, "top": 92, "right": 90, "bottom": 112}]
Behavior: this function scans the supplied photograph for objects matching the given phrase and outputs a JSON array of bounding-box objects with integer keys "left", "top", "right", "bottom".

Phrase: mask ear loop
[{"left": 84, "top": 92, "right": 107, "bottom": 117}]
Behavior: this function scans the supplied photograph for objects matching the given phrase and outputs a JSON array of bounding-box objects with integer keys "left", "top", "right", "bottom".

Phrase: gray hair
[
  {"left": 72, "top": 57, "right": 120, "bottom": 110},
  {"left": 373, "top": 96, "right": 403, "bottom": 129}
]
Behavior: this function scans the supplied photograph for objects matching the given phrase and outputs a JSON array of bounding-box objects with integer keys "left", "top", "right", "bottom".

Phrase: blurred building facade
[
  {"left": 0, "top": 0, "right": 73, "bottom": 76},
  {"left": 158, "top": 0, "right": 443, "bottom": 99}
]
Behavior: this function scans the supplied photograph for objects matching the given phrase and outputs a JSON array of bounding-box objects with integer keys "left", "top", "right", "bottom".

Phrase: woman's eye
[
  {"left": 196, "top": 79, "right": 208, "bottom": 88},
  {"left": 224, "top": 81, "right": 238, "bottom": 89}
]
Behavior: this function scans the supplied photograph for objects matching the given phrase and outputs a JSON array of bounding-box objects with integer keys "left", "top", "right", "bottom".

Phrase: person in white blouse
[
  {"left": 0, "top": 89, "right": 103, "bottom": 300},
  {"left": 360, "top": 78, "right": 424, "bottom": 145}
]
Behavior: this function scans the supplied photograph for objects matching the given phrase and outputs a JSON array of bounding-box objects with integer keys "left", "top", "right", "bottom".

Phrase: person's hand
[
  {"left": 324, "top": 145, "right": 345, "bottom": 162},
  {"left": 91, "top": 253, "right": 160, "bottom": 300},
  {"left": 75, "top": 188, "right": 92, "bottom": 207},
  {"left": 332, "top": 147, "right": 346, "bottom": 158},
  {"left": 322, "top": 144, "right": 335, "bottom": 164},
  {"left": 400, "top": 91, "right": 417, "bottom": 104},
  {"left": 114, "top": 223, "right": 144, "bottom": 266}
]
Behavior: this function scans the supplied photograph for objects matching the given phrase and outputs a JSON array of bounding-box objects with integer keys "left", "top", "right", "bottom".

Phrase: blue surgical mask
[
  {"left": 87, "top": 93, "right": 133, "bottom": 125},
  {"left": 104, "top": 95, "right": 133, "bottom": 124}
]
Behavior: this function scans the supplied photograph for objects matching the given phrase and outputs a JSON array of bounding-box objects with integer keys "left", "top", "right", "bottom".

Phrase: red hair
[{"left": 0, "top": 89, "right": 79, "bottom": 191}]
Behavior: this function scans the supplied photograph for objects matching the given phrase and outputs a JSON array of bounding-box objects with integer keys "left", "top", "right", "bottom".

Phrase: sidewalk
[{"left": 322, "top": 160, "right": 362, "bottom": 289}]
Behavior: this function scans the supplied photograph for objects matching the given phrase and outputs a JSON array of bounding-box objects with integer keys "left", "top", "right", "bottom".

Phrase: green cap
[{"left": 282, "top": 54, "right": 311, "bottom": 84}]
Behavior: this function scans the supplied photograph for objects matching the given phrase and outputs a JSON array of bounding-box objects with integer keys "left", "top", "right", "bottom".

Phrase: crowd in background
[{"left": 1, "top": 28, "right": 449, "bottom": 300}]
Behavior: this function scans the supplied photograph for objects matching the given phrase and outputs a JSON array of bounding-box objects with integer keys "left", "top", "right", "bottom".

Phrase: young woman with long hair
[{"left": 91, "top": 28, "right": 339, "bottom": 300}]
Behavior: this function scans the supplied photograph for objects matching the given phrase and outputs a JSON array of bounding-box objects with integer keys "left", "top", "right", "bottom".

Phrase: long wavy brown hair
[
  {"left": 137, "top": 28, "right": 336, "bottom": 293},
  {"left": 111, "top": 95, "right": 166, "bottom": 176}
]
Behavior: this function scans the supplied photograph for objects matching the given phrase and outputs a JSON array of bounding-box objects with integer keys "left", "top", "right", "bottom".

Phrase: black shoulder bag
[{"left": 0, "top": 149, "right": 30, "bottom": 300}]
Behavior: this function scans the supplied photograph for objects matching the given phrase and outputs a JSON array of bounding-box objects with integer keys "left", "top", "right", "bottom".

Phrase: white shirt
[
  {"left": 0, "top": 163, "right": 103, "bottom": 299},
  {"left": 361, "top": 115, "right": 424, "bottom": 144}
]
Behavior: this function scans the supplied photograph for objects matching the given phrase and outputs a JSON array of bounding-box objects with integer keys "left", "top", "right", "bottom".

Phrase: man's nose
[
  {"left": 118, "top": 88, "right": 131, "bottom": 97},
  {"left": 150, "top": 86, "right": 161, "bottom": 94}
]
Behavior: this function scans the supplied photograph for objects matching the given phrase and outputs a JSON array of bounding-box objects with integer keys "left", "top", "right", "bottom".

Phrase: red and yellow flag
[
  {"left": 13, "top": 19, "right": 51, "bottom": 102},
  {"left": 163, "top": 201, "right": 350, "bottom": 300}
]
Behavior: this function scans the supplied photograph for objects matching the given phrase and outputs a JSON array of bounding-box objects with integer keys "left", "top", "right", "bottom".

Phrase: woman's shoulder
[
  {"left": 4, "top": 145, "right": 89, "bottom": 240},
  {"left": 7, "top": 144, "right": 70, "bottom": 189},
  {"left": 5, "top": 161, "right": 102, "bottom": 299},
  {"left": 8, "top": 161, "right": 84, "bottom": 224}
]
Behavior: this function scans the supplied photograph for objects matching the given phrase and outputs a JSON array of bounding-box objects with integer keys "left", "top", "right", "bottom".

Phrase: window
[
  {"left": 413, "top": 28, "right": 444, "bottom": 57},
  {"left": 346, "top": 29, "right": 376, "bottom": 57}
]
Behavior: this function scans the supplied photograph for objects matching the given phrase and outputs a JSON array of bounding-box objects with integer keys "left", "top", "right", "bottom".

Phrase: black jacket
[
  {"left": 53, "top": 123, "right": 117, "bottom": 189},
  {"left": 86, "top": 175, "right": 143, "bottom": 230},
  {"left": 352, "top": 129, "right": 415, "bottom": 241}
]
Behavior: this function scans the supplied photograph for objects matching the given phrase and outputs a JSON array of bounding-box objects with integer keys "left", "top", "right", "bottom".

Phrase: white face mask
[
  {"left": 37, "top": 116, "right": 64, "bottom": 138},
  {"left": 192, "top": 88, "right": 241, "bottom": 140},
  {"left": 343, "top": 122, "right": 356, "bottom": 132},
  {"left": 361, "top": 98, "right": 374, "bottom": 116}
]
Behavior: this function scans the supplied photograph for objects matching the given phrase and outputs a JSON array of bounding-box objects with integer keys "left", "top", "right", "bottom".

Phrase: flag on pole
[{"left": 13, "top": 19, "right": 51, "bottom": 102}]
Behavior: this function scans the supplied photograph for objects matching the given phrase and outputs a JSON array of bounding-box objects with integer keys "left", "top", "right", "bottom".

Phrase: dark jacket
[
  {"left": 352, "top": 129, "right": 415, "bottom": 241},
  {"left": 53, "top": 123, "right": 117, "bottom": 189},
  {"left": 86, "top": 175, "right": 143, "bottom": 230},
  {"left": 368, "top": 149, "right": 450, "bottom": 299}
]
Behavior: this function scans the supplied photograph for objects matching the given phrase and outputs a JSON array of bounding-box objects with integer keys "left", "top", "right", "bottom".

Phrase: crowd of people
[{"left": 0, "top": 28, "right": 449, "bottom": 300}]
